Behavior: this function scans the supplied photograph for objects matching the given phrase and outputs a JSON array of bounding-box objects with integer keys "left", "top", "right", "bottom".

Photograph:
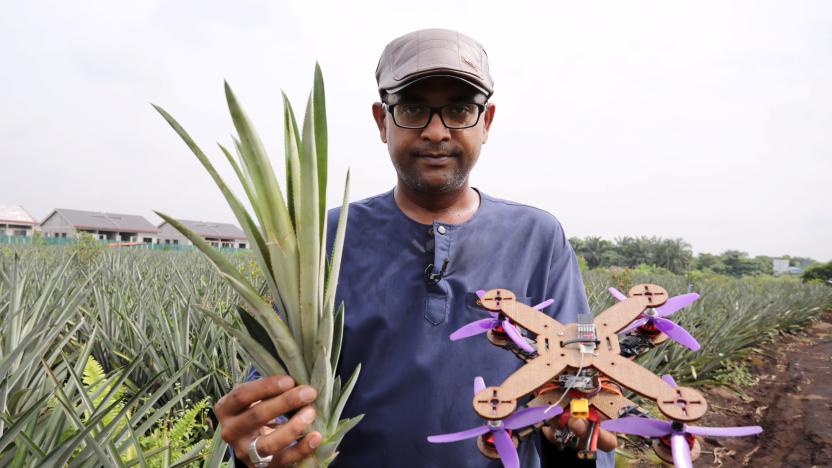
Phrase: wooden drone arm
[
  {"left": 499, "top": 298, "right": 565, "bottom": 336},
  {"left": 591, "top": 353, "right": 670, "bottom": 400},
  {"left": 593, "top": 296, "right": 650, "bottom": 336},
  {"left": 474, "top": 357, "right": 566, "bottom": 420}
]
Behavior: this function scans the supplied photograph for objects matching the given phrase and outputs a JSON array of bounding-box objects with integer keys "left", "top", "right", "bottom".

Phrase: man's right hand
[{"left": 215, "top": 375, "right": 321, "bottom": 467}]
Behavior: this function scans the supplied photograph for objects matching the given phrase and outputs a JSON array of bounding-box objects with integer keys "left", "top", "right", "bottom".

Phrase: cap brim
[{"left": 384, "top": 73, "right": 490, "bottom": 97}]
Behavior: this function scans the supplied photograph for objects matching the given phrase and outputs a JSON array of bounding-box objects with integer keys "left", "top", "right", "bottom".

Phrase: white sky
[{"left": 1, "top": 0, "right": 830, "bottom": 261}]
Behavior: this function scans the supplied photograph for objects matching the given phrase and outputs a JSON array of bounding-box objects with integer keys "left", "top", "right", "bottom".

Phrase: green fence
[{"left": 0, "top": 235, "right": 248, "bottom": 253}]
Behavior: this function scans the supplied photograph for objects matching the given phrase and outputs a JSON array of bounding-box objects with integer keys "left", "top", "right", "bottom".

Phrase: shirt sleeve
[{"left": 544, "top": 220, "right": 590, "bottom": 324}]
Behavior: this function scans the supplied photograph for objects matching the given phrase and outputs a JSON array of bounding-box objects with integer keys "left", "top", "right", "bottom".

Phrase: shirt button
[{"left": 437, "top": 225, "right": 447, "bottom": 235}]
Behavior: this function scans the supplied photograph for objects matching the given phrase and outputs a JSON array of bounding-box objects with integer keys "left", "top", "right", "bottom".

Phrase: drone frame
[{"left": 471, "top": 287, "right": 708, "bottom": 423}]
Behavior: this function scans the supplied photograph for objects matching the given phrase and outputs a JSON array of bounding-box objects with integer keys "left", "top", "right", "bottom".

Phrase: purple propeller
[
  {"left": 601, "top": 416, "right": 762, "bottom": 468},
  {"left": 602, "top": 376, "right": 762, "bottom": 468},
  {"left": 608, "top": 287, "right": 701, "bottom": 351},
  {"left": 449, "top": 290, "right": 553, "bottom": 353},
  {"left": 428, "top": 377, "right": 563, "bottom": 468}
]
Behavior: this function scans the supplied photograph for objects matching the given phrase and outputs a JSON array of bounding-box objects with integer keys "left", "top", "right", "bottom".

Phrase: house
[
  {"left": 773, "top": 258, "right": 790, "bottom": 276},
  {"left": 157, "top": 219, "right": 248, "bottom": 249},
  {"left": 0, "top": 204, "right": 37, "bottom": 237},
  {"left": 39, "top": 208, "right": 159, "bottom": 243}
]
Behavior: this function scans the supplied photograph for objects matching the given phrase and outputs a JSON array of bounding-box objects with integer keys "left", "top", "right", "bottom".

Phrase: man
[{"left": 217, "top": 29, "right": 617, "bottom": 467}]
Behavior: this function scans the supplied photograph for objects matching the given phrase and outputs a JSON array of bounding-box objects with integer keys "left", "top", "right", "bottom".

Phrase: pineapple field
[{"left": 1, "top": 244, "right": 830, "bottom": 467}]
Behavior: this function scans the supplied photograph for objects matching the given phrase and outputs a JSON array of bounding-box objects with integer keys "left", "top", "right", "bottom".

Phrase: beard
[{"left": 392, "top": 145, "right": 474, "bottom": 193}]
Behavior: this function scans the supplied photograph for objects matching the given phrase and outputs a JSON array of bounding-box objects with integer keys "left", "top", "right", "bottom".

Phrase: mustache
[{"left": 411, "top": 144, "right": 462, "bottom": 157}]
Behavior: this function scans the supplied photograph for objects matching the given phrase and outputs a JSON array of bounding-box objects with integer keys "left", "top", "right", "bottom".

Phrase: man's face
[{"left": 372, "top": 77, "right": 496, "bottom": 194}]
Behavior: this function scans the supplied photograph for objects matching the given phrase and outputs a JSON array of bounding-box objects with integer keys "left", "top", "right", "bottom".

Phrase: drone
[{"left": 428, "top": 284, "right": 762, "bottom": 468}]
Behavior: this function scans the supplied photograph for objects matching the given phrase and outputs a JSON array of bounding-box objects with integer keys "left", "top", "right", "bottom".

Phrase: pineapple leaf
[
  {"left": 235, "top": 305, "right": 282, "bottom": 366},
  {"left": 282, "top": 91, "right": 302, "bottom": 232},
  {"left": 330, "top": 302, "right": 345, "bottom": 371},
  {"left": 329, "top": 363, "right": 360, "bottom": 433},
  {"left": 310, "top": 349, "right": 332, "bottom": 423},
  {"left": 324, "top": 172, "right": 350, "bottom": 329},
  {"left": 312, "top": 63, "right": 328, "bottom": 239},
  {"left": 298, "top": 90, "right": 321, "bottom": 369},
  {"left": 195, "top": 303, "right": 285, "bottom": 377}
]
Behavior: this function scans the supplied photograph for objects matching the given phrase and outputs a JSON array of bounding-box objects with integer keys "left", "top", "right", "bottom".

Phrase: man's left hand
[{"left": 542, "top": 416, "right": 618, "bottom": 452}]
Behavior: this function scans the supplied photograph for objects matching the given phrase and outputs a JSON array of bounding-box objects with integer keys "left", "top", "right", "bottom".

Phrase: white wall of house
[
  {"left": 157, "top": 223, "right": 191, "bottom": 246},
  {"left": 39, "top": 212, "right": 77, "bottom": 238},
  {"left": 0, "top": 224, "right": 34, "bottom": 237},
  {"left": 80, "top": 229, "right": 157, "bottom": 243}
]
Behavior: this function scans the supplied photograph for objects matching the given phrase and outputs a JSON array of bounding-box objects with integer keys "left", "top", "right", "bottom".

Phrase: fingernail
[
  {"left": 299, "top": 407, "right": 315, "bottom": 423},
  {"left": 299, "top": 387, "right": 316, "bottom": 402},
  {"left": 277, "top": 377, "right": 293, "bottom": 391},
  {"left": 308, "top": 433, "right": 321, "bottom": 449}
]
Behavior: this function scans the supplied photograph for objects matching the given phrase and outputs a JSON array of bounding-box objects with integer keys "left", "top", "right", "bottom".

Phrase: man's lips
[{"left": 416, "top": 153, "right": 455, "bottom": 159}]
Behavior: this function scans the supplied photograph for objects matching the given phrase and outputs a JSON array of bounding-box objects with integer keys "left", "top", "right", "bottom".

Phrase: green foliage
[
  {"left": 1, "top": 238, "right": 830, "bottom": 465},
  {"left": 81, "top": 355, "right": 128, "bottom": 433},
  {"left": 576, "top": 254, "right": 588, "bottom": 274},
  {"left": 72, "top": 232, "right": 104, "bottom": 271},
  {"left": 570, "top": 235, "right": 819, "bottom": 277},
  {"left": 137, "top": 397, "right": 211, "bottom": 467},
  {"left": 583, "top": 269, "right": 832, "bottom": 384},
  {"left": 571, "top": 235, "right": 692, "bottom": 274},
  {"left": 712, "top": 360, "right": 759, "bottom": 387},
  {"left": 31, "top": 231, "right": 48, "bottom": 247},
  {"left": 803, "top": 260, "right": 832, "bottom": 284},
  {"left": 0, "top": 247, "right": 231, "bottom": 466}
]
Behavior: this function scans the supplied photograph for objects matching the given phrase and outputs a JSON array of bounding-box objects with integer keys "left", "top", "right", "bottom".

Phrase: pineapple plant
[{"left": 153, "top": 64, "right": 359, "bottom": 466}]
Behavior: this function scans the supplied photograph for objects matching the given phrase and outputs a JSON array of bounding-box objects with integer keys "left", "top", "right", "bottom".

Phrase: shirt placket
[{"left": 424, "top": 221, "right": 451, "bottom": 325}]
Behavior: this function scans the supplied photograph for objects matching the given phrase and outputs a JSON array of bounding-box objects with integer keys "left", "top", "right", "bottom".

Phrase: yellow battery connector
[{"left": 570, "top": 398, "right": 589, "bottom": 419}]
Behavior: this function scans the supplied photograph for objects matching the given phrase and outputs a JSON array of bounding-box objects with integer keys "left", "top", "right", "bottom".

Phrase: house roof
[
  {"left": 160, "top": 219, "right": 247, "bottom": 240},
  {"left": 0, "top": 204, "right": 37, "bottom": 225},
  {"left": 46, "top": 208, "right": 159, "bottom": 233}
]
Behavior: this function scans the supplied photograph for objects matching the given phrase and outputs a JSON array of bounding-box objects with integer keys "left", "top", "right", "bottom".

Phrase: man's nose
[{"left": 420, "top": 113, "right": 451, "bottom": 142}]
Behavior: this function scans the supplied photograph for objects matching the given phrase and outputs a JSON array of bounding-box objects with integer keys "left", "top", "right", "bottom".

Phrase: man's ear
[
  {"left": 481, "top": 102, "right": 496, "bottom": 144},
  {"left": 372, "top": 102, "right": 387, "bottom": 143}
]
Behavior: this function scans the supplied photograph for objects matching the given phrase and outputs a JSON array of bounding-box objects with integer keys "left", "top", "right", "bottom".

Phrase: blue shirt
[
  {"left": 328, "top": 191, "right": 613, "bottom": 468},
  {"left": 243, "top": 189, "right": 613, "bottom": 468}
]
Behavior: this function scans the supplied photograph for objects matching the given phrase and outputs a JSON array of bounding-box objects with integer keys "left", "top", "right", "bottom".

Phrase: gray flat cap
[{"left": 375, "top": 29, "right": 494, "bottom": 97}]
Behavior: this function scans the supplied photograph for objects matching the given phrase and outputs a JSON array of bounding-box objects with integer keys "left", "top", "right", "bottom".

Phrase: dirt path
[
  {"left": 697, "top": 311, "right": 832, "bottom": 467},
  {"left": 617, "top": 311, "right": 832, "bottom": 467}
]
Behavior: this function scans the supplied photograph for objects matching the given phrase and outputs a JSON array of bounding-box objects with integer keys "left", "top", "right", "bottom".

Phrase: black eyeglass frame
[{"left": 382, "top": 102, "right": 488, "bottom": 130}]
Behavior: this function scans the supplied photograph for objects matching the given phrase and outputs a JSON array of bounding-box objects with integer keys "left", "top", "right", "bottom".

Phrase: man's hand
[
  {"left": 542, "top": 416, "right": 617, "bottom": 452},
  {"left": 215, "top": 375, "right": 321, "bottom": 467}
]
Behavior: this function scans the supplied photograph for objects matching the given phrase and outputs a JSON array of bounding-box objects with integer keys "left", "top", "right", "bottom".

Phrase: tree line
[{"left": 568, "top": 235, "right": 818, "bottom": 277}]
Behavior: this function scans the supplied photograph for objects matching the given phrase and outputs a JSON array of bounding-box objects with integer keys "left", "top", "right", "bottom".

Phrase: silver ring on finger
[{"left": 249, "top": 435, "right": 273, "bottom": 468}]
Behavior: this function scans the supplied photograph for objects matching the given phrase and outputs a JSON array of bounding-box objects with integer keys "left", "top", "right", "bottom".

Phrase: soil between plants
[{"left": 619, "top": 310, "right": 832, "bottom": 467}]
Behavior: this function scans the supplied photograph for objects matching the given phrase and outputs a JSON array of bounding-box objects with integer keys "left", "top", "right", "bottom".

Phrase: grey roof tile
[{"left": 51, "top": 208, "right": 159, "bottom": 232}]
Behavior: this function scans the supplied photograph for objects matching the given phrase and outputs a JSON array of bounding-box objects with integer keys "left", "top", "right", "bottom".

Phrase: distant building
[
  {"left": 0, "top": 204, "right": 37, "bottom": 237},
  {"left": 157, "top": 220, "right": 248, "bottom": 249},
  {"left": 773, "top": 259, "right": 790, "bottom": 276},
  {"left": 771, "top": 258, "right": 789, "bottom": 276},
  {"left": 788, "top": 266, "right": 804, "bottom": 275},
  {"left": 40, "top": 209, "right": 159, "bottom": 243}
]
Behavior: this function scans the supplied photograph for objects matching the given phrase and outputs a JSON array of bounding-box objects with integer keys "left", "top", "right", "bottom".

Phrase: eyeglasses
[{"left": 383, "top": 102, "right": 486, "bottom": 129}]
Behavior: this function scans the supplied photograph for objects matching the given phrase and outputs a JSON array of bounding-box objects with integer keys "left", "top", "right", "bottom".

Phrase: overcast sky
[{"left": 2, "top": 1, "right": 830, "bottom": 261}]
